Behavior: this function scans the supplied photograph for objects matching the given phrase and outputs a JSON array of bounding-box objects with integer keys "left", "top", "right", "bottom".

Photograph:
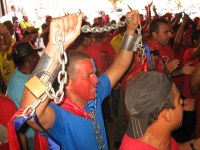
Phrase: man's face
[
  {"left": 23, "top": 16, "right": 28, "bottom": 21},
  {"left": 46, "top": 17, "right": 52, "bottom": 26},
  {"left": 146, "top": 46, "right": 159, "bottom": 70},
  {"left": 154, "top": 23, "right": 172, "bottom": 46},
  {"left": 70, "top": 59, "right": 98, "bottom": 101},
  {"left": 12, "top": 6, "right": 16, "bottom": 11}
]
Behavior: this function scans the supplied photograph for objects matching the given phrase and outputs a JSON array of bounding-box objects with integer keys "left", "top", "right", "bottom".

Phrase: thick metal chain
[
  {"left": 81, "top": 18, "right": 131, "bottom": 33},
  {"left": 21, "top": 19, "right": 146, "bottom": 150},
  {"left": 22, "top": 31, "right": 67, "bottom": 117},
  {"left": 81, "top": 20, "right": 146, "bottom": 63},
  {"left": 135, "top": 25, "right": 146, "bottom": 64},
  {"left": 89, "top": 110, "right": 106, "bottom": 150},
  {"left": 45, "top": 31, "right": 68, "bottom": 104},
  {"left": 22, "top": 18, "right": 146, "bottom": 118}
]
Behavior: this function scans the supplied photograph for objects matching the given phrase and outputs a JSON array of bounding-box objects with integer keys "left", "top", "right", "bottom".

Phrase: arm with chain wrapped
[
  {"left": 105, "top": 10, "right": 141, "bottom": 88},
  {"left": 20, "top": 13, "right": 83, "bottom": 131}
]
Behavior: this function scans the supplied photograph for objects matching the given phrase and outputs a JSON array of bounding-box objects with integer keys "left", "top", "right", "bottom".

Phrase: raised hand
[
  {"left": 148, "top": 1, "right": 153, "bottom": 8},
  {"left": 182, "top": 61, "right": 195, "bottom": 75},
  {"left": 48, "top": 13, "right": 83, "bottom": 50},
  {"left": 152, "top": 5, "right": 157, "bottom": 12},
  {"left": 183, "top": 98, "right": 195, "bottom": 111},
  {"left": 165, "top": 59, "right": 179, "bottom": 74},
  {"left": 126, "top": 10, "right": 140, "bottom": 35},
  {"left": 182, "top": 14, "right": 190, "bottom": 24}
]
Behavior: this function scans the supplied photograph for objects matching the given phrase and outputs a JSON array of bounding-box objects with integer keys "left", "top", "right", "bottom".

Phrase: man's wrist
[
  {"left": 120, "top": 33, "right": 138, "bottom": 51},
  {"left": 31, "top": 52, "right": 61, "bottom": 84},
  {"left": 45, "top": 44, "right": 61, "bottom": 59}
]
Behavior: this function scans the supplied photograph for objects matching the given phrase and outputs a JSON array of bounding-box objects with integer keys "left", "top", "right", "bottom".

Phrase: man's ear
[
  {"left": 65, "top": 79, "right": 72, "bottom": 90},
  {"left": 159, "top": 109, "right": 171, "bottom": 122}
]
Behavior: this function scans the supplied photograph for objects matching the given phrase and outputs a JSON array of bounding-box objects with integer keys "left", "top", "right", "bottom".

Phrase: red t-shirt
[
  {"left": 183, "top": 48, "right": 200, "bottom": 137},
  {"left": 120, "top": 134, "right": 179, "bottom": 150},
  {"left": 0, "top": 96, "right": 17, "bottom": 150},
  {"left": 157, "top": 45, "right": 174, "bottom": 73},
  {"left": 146, "top": 42, "right": 174, "bottom": 73},
  {"left": 121, "top": 56, "right": 147, "bottom": 91},
  {"left": 86, "top": 42, "right": 116, "bottom": 75}
]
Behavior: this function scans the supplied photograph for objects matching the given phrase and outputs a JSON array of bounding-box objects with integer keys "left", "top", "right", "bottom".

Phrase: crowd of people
[{"left": 0, "top": 2, "right": 200, "bottom": 150}]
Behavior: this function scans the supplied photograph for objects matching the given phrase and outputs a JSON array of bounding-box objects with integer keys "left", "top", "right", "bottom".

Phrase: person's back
[{"left": 86, "top": 32, "right": 116, "bottom": 76}]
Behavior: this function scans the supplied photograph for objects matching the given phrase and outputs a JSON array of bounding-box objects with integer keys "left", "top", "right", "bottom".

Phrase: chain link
[
  {"left": 135, "top": 25, "right": 146, "bottom": 64},
  {"left": 89, "top": 111, "right": 106, "bottom": 150},
  {"left": 81, "top": 18, "right": 131, "bottom": 33},
  {"left": 81, "top": 19, "right": 146, "bottom": 64},
  {"left": 22, "top": 18, "right": 146, "bottom": 116},
  {"left": 46, "top": 31, "right": 67, "bottom": 104},
  {"left": 22, "top": 31, "right": 67, "bottom": 117}
]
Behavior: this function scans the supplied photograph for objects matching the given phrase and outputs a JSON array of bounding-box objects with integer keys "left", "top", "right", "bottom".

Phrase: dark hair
[
  {"left": 68, "top": 32, "right": 92, "bottom": 50},
  {"left": 120, "top": 15, "right": 126, "bottom": 22},
  {"left": 149, "top": 18, "right": 169, "bottom": 38},
  {"left": 12, "top": 16, "right": 19, "bottom": 23},
  {"left": 13, "top": 54, "right": 32, "bottom": 67},
  {"left": 11, "top": 5, "right": 15, "bottom": 9},
  {"left": 148, "top": 90, "right": 175, "bottom": 126},
  {"left": 66, "top": 51, "right": 91, "bottom": 80},
  {"left": 3, "top": 20, "right": 13, "bottom": 29}
]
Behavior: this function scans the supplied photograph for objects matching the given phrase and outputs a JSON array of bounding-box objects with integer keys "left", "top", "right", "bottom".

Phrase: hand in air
[{"left": 48, "top": 13, "right": 83, "bottom": 50}]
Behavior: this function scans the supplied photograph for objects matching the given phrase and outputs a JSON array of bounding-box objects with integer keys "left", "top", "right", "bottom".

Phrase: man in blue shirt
[{"left": 19, "top": 11, "right": 140, "bottom": 150}]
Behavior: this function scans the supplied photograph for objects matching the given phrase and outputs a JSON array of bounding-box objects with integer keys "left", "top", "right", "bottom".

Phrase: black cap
[
  {"left": 125, "top": 71, "right": 173, "bottom": 138},
  {"left": 12, "top": 42, "right": 43, "bottom": 59}
]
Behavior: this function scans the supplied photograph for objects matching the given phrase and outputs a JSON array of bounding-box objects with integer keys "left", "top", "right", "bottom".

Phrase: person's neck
[
  {"left": 75, "top": 45, "right": 87, "bottom": 52},
  {"left": 94, "top": 40, "right": 103, "bottom": 45},
  {"left": 139, "top": 126, "right": 171, "bottom": 149},
  {"left": 66, "top": 92, "right": 88, "bottom": 108},
  {"left": 149, "top": 39, "right": 163, "bottom": 47},
  {"left": 18, "top": 66, "right": 32, "bottom": 75}
]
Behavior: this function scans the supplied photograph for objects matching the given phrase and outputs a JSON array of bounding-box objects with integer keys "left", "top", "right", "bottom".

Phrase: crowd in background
[{"left": 0, "top": 1, "right": 200, "bottom": 149}]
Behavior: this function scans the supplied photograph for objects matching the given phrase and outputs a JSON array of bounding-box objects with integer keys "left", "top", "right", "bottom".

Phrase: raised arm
[
  {"left": 105, "top": 10, "right": 140, "bottom": 88},
  {"left": 20, "top": 14, "right": 83, "bottom": 131},
  {"left": 173, "top": 14, "right": 190, "bottom": 52}
]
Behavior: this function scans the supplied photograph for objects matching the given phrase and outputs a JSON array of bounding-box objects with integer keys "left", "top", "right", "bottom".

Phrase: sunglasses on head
[{"left": 150, "top": 50, "right": 160, "bottom": 56}]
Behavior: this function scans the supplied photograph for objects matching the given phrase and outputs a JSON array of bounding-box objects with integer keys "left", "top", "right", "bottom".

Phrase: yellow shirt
[
  {"left": 110, "top": 34, "right": 123, "bottom": 53},
  {"left": 19, "top": 21, "right": 34, "bottom": 29},
  {"left": 0, "top": 39, "right": 16, "bottom": 85}
]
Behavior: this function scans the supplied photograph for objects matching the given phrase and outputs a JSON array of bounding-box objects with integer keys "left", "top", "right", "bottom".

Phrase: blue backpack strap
[
  {"left": 13, "top": 114, "right": 33, "bottom": 131},
  {"left": 32, "top": 112, "right": 60, "bottom": 150},
  {"left": 144, "top": 44, "right": 154, "bottom": 71}
]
